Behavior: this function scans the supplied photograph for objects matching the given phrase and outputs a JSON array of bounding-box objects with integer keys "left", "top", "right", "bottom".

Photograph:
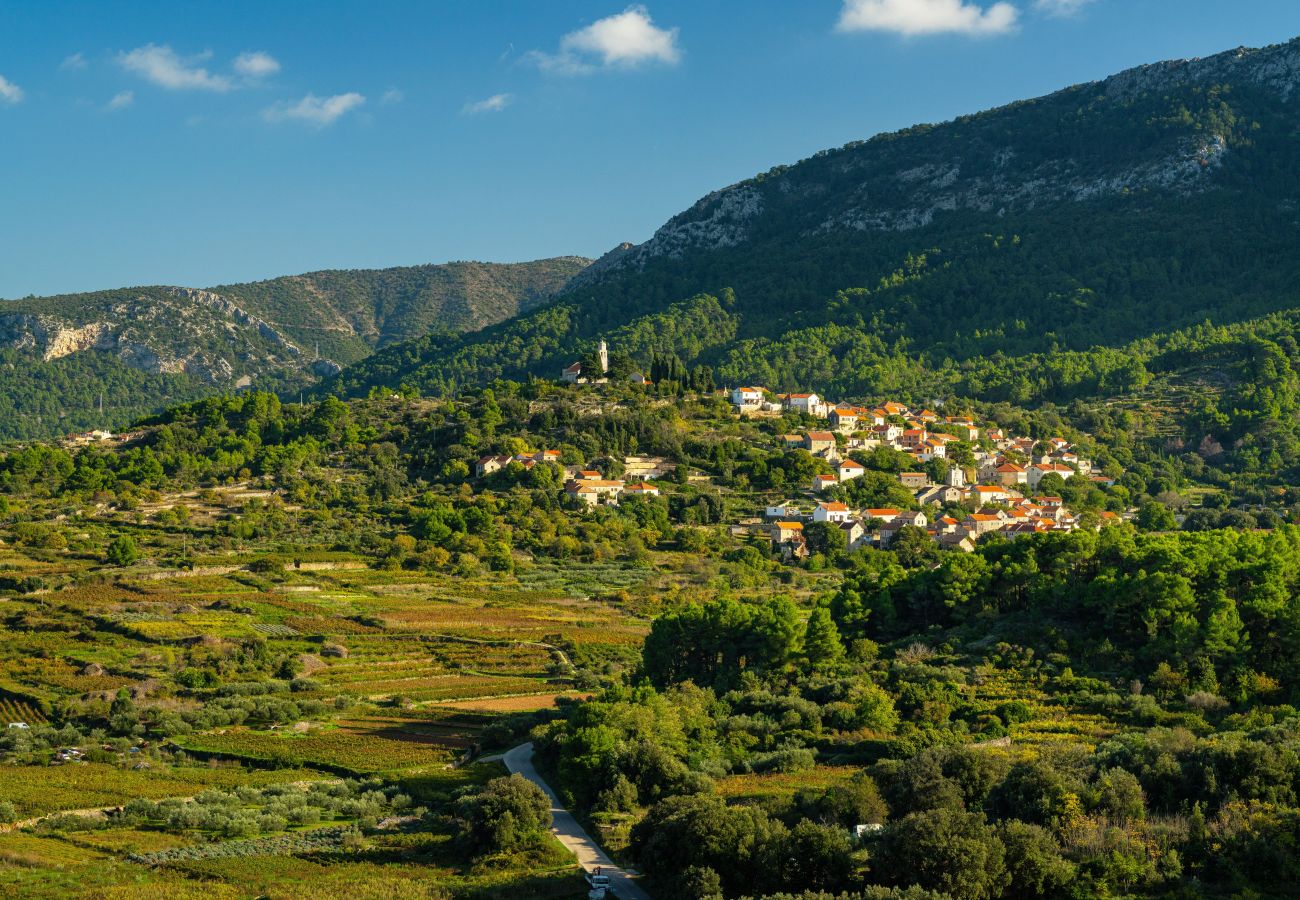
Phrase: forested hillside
[
  {"left": 0, "top": 257, "right": 588, "bottom": 441},
  {"left": 326, "top": 38, "right": 1300, "bottom": 414}
]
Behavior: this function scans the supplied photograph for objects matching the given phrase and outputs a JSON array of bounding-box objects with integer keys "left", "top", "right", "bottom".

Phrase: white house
[
  {"left": 566, "top": 478, "right": 624, "bottom": 507},
  {"left": 837, "top": 459, "right": 865, "bottom": 482},
  {"left": 730, "top": 386, "right": 766, "bottom": 410},
  {"left": 765, "top": 500, "right": 803, "bottom": 520},
  {"left": 785, "top": 393, "right": 825, "bottom": 417},
  {"left": 812, "top": 474, "right": 839, "bottom": 493},
  {"left": 813, "top": 501, "right": 853, "bottom": 524},
  {"left": 1027, "top": 463, "right": 1076, "bottom": 490}
]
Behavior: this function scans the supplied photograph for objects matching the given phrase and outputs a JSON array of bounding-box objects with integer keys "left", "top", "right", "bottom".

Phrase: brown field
[{"left": 437, "top": 692, "right": 593, "bottom": 713}]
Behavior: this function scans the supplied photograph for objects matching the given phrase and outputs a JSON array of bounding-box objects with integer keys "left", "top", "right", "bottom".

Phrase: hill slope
[
  {"left": 0, "top": 257, "right": 588, "bottom": 439},
  {"left": 325, "top": 38, "right": 1300, "bottom": 400}
]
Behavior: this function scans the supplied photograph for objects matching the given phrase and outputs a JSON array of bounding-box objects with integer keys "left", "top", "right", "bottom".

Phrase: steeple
[{"left": 598, "top": 340, "right": 609, "bottom": 374}]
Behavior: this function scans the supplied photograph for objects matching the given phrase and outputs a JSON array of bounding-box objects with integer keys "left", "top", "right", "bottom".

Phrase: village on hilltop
[
  {"left": 459, "top": 344, "right": 1127, "bottom": 563},
  {"left": 728, "top": 386, "right": 1120, "bottom": 558}
]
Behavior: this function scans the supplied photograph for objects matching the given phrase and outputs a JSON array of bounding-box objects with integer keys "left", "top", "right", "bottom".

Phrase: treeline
[{"left": 832, "top": 527, "right": 1300, "bottom": 704}]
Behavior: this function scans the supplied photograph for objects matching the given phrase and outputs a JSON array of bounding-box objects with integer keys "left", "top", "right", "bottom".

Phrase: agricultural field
[{"left": 0, "top": 489, "right": 654, "bottom": 897}]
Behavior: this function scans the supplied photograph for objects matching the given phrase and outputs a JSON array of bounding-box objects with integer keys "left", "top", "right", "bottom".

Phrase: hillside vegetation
[
  {"left": 326, "top": 40, "right": 1300, "bottom": 429},
  {"left": 0, "top": 257, "right": 589, "bottom": 441}
]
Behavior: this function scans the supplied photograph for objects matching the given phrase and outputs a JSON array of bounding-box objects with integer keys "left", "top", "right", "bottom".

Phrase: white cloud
[
  {"left": 61, "top": 52, "right": 87, "bottom": 71},
  {"left": 262, "top": 92, "right": 365, "bottom": 127},
  {"left": 464, "top": 93, "right": 513, "bottom": 114},
  {"left": 0, "top": 75, "right": 23, "bottom": 104},
  {"left": 380, "top": 88, "right": 404, "bottom": 105},
  {"left": 529, "top": 5, "right": 680, "bottom": 74},
  {"left": 836, "top": 0, "right": 1019, "bottom": 37},
  {"left": 233, "top": 50, "right": 280, "bottom": 79},
  {"left": 1034, "top": 0, "right": 1095, "bottom": 16},
  {"left": 107, "top": 90, "right": 134, "bottom": 111},
  {"left": 118, "top": 44, "right": 233, "bottom": 91}
]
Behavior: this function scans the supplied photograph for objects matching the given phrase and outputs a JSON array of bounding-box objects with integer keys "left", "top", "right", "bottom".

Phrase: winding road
[{"left": 502, "top": 742, "right": 651, "bottom": 900}]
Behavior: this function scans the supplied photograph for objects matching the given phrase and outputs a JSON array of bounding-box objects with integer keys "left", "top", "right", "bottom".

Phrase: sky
[{"left": 1, "top": 0, "right": 1299, "bottom": 298}]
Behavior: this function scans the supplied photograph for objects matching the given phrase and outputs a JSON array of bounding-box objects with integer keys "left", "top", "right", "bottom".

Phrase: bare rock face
[
  {"left": 0, "top": 286, "right": 305, "bottom": 386},
  {"left": 42, "top": 322, "right": 117, "bottom": 361}
]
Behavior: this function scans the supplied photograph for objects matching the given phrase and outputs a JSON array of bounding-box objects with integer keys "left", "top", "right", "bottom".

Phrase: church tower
[{"left": 598, "top": 340, "right": 609, "bottom": 374}]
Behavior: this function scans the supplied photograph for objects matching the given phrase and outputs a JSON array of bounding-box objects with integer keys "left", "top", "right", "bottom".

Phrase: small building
[
  {"left": 842, "top": 519, "right": 867, "bottom": 551},
  {"left": 830, "top": 407, "right": 862, "bottom": 433},
  {"left": 771, "top": 520, "right": 805, "bottom": 543},
  {"left": 813, "top": 501, "right": 852, "bottom": 524},
  {"left": 895, "top": 510, "right": 928, "bottom": 529},
  {"left": 475, "top": 455, "right": 512, "bottom": 477},
  {"left": 765, "top": 500, "right": 803, "bottom": 520},
  {"left": 963, "top": 513, "right": 1005, "bottom": 536},
  {"left": 971, "top": 485, "right": 1010, "bottom": 504},
  {"left": 812, "top": 474, "right": 839, "bottom": 493},
  {"left": 1027, "top": 462, "right": 1076, "bottom": 490},
  {"left": 623, "top": 482, "right": 660, "bottom": 498},
  {"left": 837, "top": 459, "right": 865, "bottom": 482},
  {"left": 995, "top": 463, "right": 1028, "bottom": 487},
  {"left": 805, "top": 431, "right": 837, "bottom": 455},
  {"left": 785, "top": 392, "right": 824, "bottom": 416},
  {"left": 566, "top": 478, "right": 625, "bottom": 506},
  {"left": 899, "top": 471, "right": 929, "bottom": 489},
  {"left": 731, "top": 386, "right": 766, "bottom": 410}
]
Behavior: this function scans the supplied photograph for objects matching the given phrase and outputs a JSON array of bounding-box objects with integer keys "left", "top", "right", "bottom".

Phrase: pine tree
[{"left": 804, "top": 607, "right": 845, "bottom": 670}]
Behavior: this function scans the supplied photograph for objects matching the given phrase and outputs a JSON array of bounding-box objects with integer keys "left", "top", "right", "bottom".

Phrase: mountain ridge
[
  {"left": 577, "top": 36, "right": 1299, "bottom": 281},
  {"left": 324, "top": 35, "right": 1300, "bottom": 401},
  {"left": 0, "top": 256, "right": 589, "bottom": 439}
]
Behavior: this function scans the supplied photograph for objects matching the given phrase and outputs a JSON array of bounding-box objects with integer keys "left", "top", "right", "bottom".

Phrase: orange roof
[
  {"left": 788, "top": 393, "right": 816, "bottom": 399},
  {"left": 625, "top": 482, "right": 658, "bottom": 491},
  {"left": 995, "top": 463, "right": 1025, "bottom": 472},
  {"left": 970, "top": 514, "right": 1001, "bottom": 522},
  {"left": 838, "top": 459, "right": 864, "bottom": 469},
  {"left": 865, "top": 508, "right": 900, "bottom": 518},
  {"left": 819, "top": 502, "right": 849, "bottom": 511},
  {"left": 568, "top": 479, "right": 624, "bottom": 489},
  {"left": 774, "top": 521, "right": 804, "bottom": 530},
  {"left": 900, "top": 471, "right": 926, "bottom": 477},
  {"left": 806, "top": 431, "right": 835, "bottom": 441},
  {"left": 974, "top": 485, "right": 1004, "bottom": 492}
]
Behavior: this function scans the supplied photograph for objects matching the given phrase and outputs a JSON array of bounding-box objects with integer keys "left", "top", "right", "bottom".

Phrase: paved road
[{"left": 503, "top": 742, "right": 651, "bottom": 900}]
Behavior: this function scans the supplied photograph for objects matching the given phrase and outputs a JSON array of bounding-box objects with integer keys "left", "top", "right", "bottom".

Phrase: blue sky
[{"left": 1, "top": 0, "right": 1298, "bottom": 298}]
